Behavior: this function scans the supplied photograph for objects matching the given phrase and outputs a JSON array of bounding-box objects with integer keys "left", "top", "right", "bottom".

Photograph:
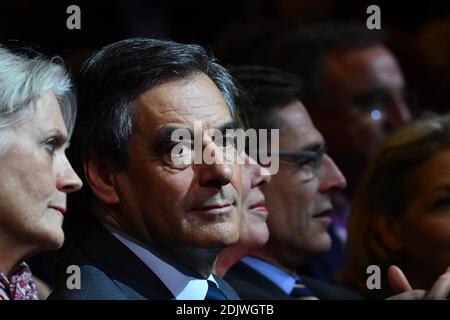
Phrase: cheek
[
  {"left": 400, "top": 214, "right": 450, "bottom": 274},
  {"left": 139, "top": 173, "right": 194, "bottom": 237},
  {"left": 400, "top": 211, "right": 450, "bottom": 257},
  {"left": 247, "top": 221, "right": 269, "bottom": 246},
  {"left": 412, "top": 217, "right": 450, "bottom": 248},
  {"left": 264, "top": 176, "right": 288, "bottom": 210},
  {"left": 157, "top": 174, "right": 192, "bottom": 208},
  {"left": 296, "top": 177, "right": 318, "bottom": 211},
  {"left": 2, "top": 149, "right": 54, "bottom": 205},
  {"left": 352, "top": 117, "right": 380, "bottom": 136},
  {"left": 25, "top": 163, "right": 55, "bottom": 197},
  {"left": 0, "top": 153, "right": 55, "bottom": 239}
]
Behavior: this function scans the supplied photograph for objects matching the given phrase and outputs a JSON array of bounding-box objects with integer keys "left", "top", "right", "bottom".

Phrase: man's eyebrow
[
  {"left": 300, "top": 142, "right": 326, "bottom": 153},
  {"left": 153, "top": 121, "right": 241, "bottom": 151},
  {"left": 153, "top": 126, "right": 194, "bottom": 152}
]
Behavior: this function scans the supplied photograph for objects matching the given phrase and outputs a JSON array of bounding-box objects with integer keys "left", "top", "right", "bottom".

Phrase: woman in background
[
  {"left": 215, "top": 153, "right": 270, "bottom": 276},
  {"left": 342, "top": 113, "right": 450, "bottom": 298}
]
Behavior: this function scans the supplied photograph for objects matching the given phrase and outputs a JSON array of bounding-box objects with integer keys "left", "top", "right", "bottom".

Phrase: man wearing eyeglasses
[
  {"left": 223, "top": 65, "right": 358, "bottom": 299},
  {"left": 267, "top": 23, "right": 413, "bottom": 284},
  {"left": 224, "top": 66, "right": 450, "bottom": 300},
  {"left": 270, "top": 23, "right": 412, "bottom": 195}
]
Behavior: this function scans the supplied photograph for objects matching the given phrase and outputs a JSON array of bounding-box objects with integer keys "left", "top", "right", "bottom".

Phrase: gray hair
[
  {"left": 77, "top": 38, "right": 239, "bottom": 169},
  {"left": 0, "top": 46, "right": 76, "bottom": 151}
]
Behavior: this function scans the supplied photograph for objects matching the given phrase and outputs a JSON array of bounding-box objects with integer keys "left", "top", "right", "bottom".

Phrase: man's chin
[
  {"left": 309, "top": 234, "right": 332, "bottom": 254},
  {"left": 202, "top": 234, "right": 240, "bottom": 248},
  {"left": 193, "top": 231, "right": 240, "bottom": 249}
]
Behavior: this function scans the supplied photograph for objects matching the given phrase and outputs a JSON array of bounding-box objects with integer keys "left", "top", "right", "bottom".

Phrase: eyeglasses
[{"left": 258, "top": 147, "right": 326, "bottom": 182}]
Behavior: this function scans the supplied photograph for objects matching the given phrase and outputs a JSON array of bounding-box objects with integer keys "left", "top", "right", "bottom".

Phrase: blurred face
[
  {"left": 238, "top": 154, "right": 270, "bottom": 248},
  {"left": 263, "top": 101, "right": 346, "bottom": 259},
  {"left": 0, "top": 91, "right": 82, "bottom": 251},
  {"left": 112, "top": 74, "right": 242, "bottom": 250},
  {"left": 395, "top": 148, "right": 450, "bottom": 283},
  {"left": 314, "top": 45, "right": 411, "bottom": 168}
]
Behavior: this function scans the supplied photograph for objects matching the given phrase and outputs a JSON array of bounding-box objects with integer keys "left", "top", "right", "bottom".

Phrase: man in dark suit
[
  {"left": 268, "top": 24, "right": 413, "bottom": 284},
  {"left": 223, "top": 65, "right": 450, "bottom": 301},
  {"left": 226, "top": 258, "right": 358, "bottom": 300},
  {"left": 223, "top": 65, "right": 358, "bottom": 299},
  {"left": 53, "top": 220, "right": 239, "bottom": 299},
  {"left": 49, "top": 38, "right": 242, "bottom": 300}
]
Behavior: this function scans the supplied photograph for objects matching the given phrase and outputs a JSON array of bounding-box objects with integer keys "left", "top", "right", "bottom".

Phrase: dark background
[
  {"left": 1, "top": 0, "right": 450, "bottom": 111},
  {"left": 3, "top": 0, "right": 450, "bottom": 287}
]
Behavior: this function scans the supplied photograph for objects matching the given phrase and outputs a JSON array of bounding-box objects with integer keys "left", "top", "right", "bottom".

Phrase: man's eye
[
  {"left": 369, "top": 108, "right": 383, "bottom": 121},
  {"left": 168, "top": 142, "right": 193, "bottom": 166},
  {"left": 294, "top": 158, "right": 316, "bottom": 169},
  {"left": 209, "top": 134, "right": 235, "bottom": 149},
  {"left": 170, "top": 142, "right": 191, "bottom": 155}
]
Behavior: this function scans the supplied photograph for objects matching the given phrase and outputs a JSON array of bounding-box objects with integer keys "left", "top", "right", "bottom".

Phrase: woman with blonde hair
[{"left": 342, "top": 113, "right": 450, "bottom": 298}]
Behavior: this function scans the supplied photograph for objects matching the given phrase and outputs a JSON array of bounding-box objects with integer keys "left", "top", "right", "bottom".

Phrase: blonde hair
[{"left": 341, "top": 113, "right": 450, "bottom": 298}]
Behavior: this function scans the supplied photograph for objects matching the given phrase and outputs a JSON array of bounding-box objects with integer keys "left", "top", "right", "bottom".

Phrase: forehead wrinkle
[
  {"left": 133, "top": 75, "right": 232, "bottom": 141},
  {"left": 140, "top": 73, "right": 224, "bottom": 104},
  {"left": 135, "top": 84, "right": 228, "bottom": 115}
]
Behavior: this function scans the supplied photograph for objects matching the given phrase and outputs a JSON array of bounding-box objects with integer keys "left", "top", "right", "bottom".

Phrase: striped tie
[{"left": 290, "top": 278, "right": 319, "bottom": 300}]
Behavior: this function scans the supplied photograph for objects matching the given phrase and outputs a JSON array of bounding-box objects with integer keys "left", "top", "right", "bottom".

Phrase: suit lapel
[
  {"left": 80, "top": 222, "right": 174, "bottom": 299},
  {"left": 225, "top": 261, "right": 291, "bottom": 299}
]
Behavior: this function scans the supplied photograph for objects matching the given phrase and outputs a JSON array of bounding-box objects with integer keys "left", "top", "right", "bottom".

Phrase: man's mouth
[
  {"left": 313, "top": 209, "right": 331, "bottom": 218},
  {"left": 190, "top": 203, "right": 234, "bottom": 215},
  {"left": 312, "top": 208, "right": 333, "bottom": 225}
]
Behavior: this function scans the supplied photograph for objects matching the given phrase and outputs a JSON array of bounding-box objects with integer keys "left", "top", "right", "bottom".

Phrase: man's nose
[
  {"left": 384, "top": 96, "right": 412, "bottom": 131},
  {"left": 197, "top": 141, "right": 234, "bottom": 188},
  {"left": 318, "top": 154, "right": 347, "bottom": 193}
]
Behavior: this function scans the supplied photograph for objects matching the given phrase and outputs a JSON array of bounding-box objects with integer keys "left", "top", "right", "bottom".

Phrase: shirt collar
[
  {"left": 241, "top": 256, "right": 297, "bottom": 294},
  {"left": 104, "top": 223, "right": 218, "bottom": 300}
]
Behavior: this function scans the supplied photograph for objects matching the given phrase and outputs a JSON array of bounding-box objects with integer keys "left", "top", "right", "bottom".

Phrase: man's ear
[
  {"left": 373, "top": 211, "right": 403, "bottom": 251},
  {"left": 83, "top": 157, "right": 119, "bottom": 205}
]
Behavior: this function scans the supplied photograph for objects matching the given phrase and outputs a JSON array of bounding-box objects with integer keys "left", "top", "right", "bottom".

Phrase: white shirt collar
[{"left": 104, "top": 223, "right": 218, "bottom": 300}]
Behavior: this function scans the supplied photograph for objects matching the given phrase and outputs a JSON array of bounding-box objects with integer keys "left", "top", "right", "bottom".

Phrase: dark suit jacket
[
  {"left": 49, "top": 222, "right": 240, "bottom": 300},
  {"left": 224, "top": 261, "right": 362, "bottom": 300}
]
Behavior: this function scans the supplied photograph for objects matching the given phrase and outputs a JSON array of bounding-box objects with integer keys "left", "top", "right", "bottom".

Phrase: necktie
[
  {"left": 290, "top": 278, "right": 319, "bottom": 300},
  {"left": 205, "top": 280, "right": 228, "bottom": 300}
]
